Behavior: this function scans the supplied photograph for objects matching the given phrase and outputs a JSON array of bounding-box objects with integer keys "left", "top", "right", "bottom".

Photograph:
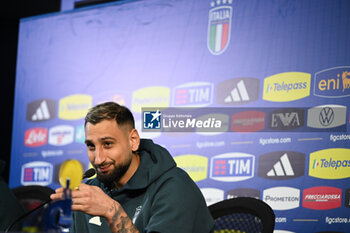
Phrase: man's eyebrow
[
  {"left": 84, "top": 137, "right": 116, "bottom": 144},
  {"left": 84, "top": 139, "right": 93, "bottom": 144},
  {"left": 100, "top": 137, "right": 116, "bottom": 141}
]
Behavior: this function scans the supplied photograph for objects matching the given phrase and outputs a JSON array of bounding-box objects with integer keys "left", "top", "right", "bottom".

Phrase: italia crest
[{"left": 207, "top": 0, "right": 233, "bottom": 55}]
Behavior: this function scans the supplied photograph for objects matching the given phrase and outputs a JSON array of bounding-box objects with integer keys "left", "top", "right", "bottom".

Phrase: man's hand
[{"left": 50, "top": 184, "right": 139, "bottom": 233}]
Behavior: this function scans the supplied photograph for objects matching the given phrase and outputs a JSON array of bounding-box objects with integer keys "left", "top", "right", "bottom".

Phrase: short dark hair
[{"left": 84, "top": 102, "right": 135, "bottom": 129}]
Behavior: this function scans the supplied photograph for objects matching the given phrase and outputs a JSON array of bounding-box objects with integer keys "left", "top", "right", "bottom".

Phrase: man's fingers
[
  {"left": 50, "top": 187, "right": 67, "bottom": 200},
  {"left": 50, "top": 192, "right": 63, "bottom": 200}
]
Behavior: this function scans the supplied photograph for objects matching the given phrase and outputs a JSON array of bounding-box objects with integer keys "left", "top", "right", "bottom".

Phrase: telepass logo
[{"left": 309, "top": 148, "right": 350, "bottom": 179}]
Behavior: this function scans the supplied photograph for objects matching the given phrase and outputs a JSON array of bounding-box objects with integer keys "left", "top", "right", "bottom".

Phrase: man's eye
[
  {"left": 104, "top": 141, "right": 113, "bottom": 147},
  {"left": 86, "top": 144, "right": 95, "bottom": 151}
]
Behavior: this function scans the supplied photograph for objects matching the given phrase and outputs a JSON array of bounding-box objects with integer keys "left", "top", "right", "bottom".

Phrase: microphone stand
[
  {"left": 5, "top": 168, "right": 96, "bottom": 233},
  {"left": 5, "top": 199, "right": 50, "bottom": 233}
]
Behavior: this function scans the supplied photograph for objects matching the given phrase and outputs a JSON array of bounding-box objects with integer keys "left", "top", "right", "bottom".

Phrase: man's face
[{"left": 84, "top": 119, "right": 134, "bottom": 187}]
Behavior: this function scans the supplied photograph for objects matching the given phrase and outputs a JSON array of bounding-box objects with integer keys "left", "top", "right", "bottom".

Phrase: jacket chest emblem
[
  {"left": 89, "top": 216, "right": 102, "bottom": 226},
  {"left": 132, "top": 205, "right": 143, "bottom": 224}
]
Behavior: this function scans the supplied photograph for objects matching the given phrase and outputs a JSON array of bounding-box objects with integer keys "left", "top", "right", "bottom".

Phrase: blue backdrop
[{"left": 10, "top": 0, "right": 350, "bottom": 232}]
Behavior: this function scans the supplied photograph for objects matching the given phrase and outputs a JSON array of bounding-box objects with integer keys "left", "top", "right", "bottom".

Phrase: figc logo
[{"left": 309, "top": 148, "right": 350, "bottom": 179}]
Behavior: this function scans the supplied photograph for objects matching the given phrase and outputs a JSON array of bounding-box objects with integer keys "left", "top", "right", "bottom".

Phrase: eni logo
[
  {"left": 263, "top": 72, "right": 311, "bottom": 102},
  {"left": 314, "top": 66, "right": 350, "bottom": 98},
  {"left": 341, "top": 71, "right": 350, "bottom": 92},
  {"left": 309, "top": 148, "right": 350, "bottom": 179}
]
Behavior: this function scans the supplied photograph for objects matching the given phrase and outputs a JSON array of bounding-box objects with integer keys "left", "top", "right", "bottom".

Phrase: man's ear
[{"left": 129, "top": 128, "right": 140, "bottom": 152}]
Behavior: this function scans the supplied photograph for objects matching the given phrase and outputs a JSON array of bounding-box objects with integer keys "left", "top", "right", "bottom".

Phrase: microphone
[
  {"left": 83, "top": 168, "right": 96, "bottom": 179},
  {"left": 5, "top": 168, "right": 96, "bottom": 233}
]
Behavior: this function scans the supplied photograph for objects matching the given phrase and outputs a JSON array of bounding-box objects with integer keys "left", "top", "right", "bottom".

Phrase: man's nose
[{"left": 94, "top": 146, "right": 106, "bottom": 165}]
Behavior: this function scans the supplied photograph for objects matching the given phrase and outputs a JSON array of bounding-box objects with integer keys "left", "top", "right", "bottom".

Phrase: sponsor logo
[
  {"left": 258, "top": 151, "right": 305, "bottom": 180},
  {"left": 309, "top": 148, "right": 350, "bottom": 179},
  {"left": 26, "top": 99, "right": 56, "bottom": 122},
  {"left": 226, "top": 188, "right": 260, "bottom": 199},
  {"left": 263, "top": 187, "right": 300, "bottom": 210},
  {"left": 314, "top": 66, "right": 350, "bottom": 97},
  {"left": 132, "top": 86, "right": 170, "bottom": 113},
  {"left": 59, "top": 94, "right": 92, "bottom": 120},
  {"left": 48, "top": 125, "right": 74, "bottom": 146},
  {"left": 268, "top": 108, "right": 304, "bottom": 130},
  {"left": 75, "top": 125, "right": 85, "bottom": 143},
  {"left": 143, "top": 110, "right": 161, "bottom": 129},
  {"left": 230, "top": 111, "right": 265, "bottom": 132},
  {"left": 21, "top": 161, "right": 53, "bottom": 186},
  {"left": 24, "top": 128, "right": 48, "bottom": 147},
  {"left": 302, "top": 186, "right": 342, "bottom": 210},
  {"left": 207, "top": 0, "right": 233, "bottom": 55},
  {"left": 172, "top": 82, "right": 213, "bottom": 107},
  {"left": 174, "top": 155, "right": 208, "bottom": 182},
  {"left": 201, "top": 188, "right": 224, "bottom": 206},
  {"left": 345, "top": 189, "right": 350, "bottom": 208},
  {"left": 216, "top": 78, "right": 260, "bottom": 105},
  {"left": 210, "top": 152, "right": 255, "bottom": 182},
  {"left": 307, "top": 105, "right": 347, "bottom": 129},
  {"left": 263, "top": 72, "right": 311, "bottom": 102}
]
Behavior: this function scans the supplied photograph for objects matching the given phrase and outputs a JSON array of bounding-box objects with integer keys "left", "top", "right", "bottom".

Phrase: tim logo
[
  {"left": 258, "top": 151, "right": 305, "bottom": 180},
  {"left": 143, "top": 110, "right": 161, "bottom": 129},
  {"left": 24, "top": 127, "right": 48, "bottom": 147},
  {"left": 314, "top": 66, "right": 350, "bottom": 98},
  {"left": 172, "top": 82, "right": 213, "bottom": 107},
  {"left": 307, "top": 105, "right": 347, "bottom": 129},
  {"left": 48, "top": 125, "right": 74, "bottom": 146},
  {"left": 302, "top": 186, "right": 342, "bottom": 210},
  {"left": 21, "top": 161, "right": 53, "bottom": 186},
  {"left": 26, "top": 99, "right": 56, "bottom": 122},
  {"left": 207, "top": 0, "right": 233, "bottom": 55},
  {"left": 268, "top": 108, "right": 304, "bottom": 130},
  {"left": 216, "top": 78, "right": 260, "bottom": 105},
  {"left": 210, "top": 152, "right": 254, "bottom": 182}
]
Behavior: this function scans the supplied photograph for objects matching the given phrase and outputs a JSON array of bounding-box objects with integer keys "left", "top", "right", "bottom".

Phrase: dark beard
[{"left": 96, "top": 159, "right": 132, "bottom": 189}]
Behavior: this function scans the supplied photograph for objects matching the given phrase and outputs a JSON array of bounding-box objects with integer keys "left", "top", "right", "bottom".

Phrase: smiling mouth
[{"left": 97, "top": 163, "right": 112, "bottom": 173}]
